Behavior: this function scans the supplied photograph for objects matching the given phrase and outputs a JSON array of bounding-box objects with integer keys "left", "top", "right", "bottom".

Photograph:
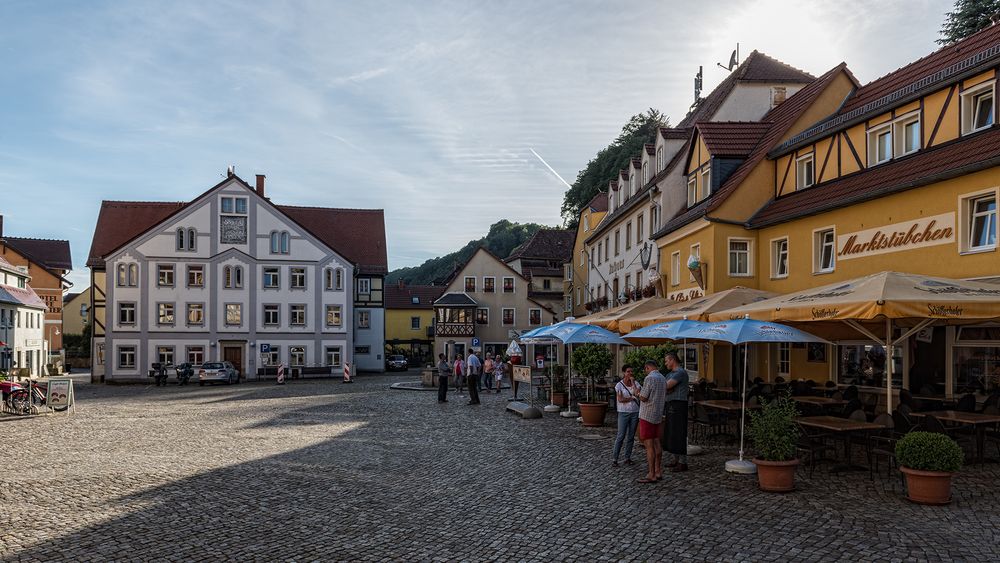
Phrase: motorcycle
[
  {"left": 149, "top": 363, "right": 171, "bottom": 387},
  {"left": 175, "top": 363, "right": 195, "bottom": 386}
]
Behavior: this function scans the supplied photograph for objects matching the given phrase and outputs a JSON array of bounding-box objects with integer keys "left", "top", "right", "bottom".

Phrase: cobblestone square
[{"left": 2, "top": 375, "right": 999, "bottom": 562}]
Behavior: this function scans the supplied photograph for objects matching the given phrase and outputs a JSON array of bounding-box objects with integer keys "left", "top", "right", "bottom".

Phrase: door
[{"left": 223, "top": 346, "right": 243, "bottom": 377}]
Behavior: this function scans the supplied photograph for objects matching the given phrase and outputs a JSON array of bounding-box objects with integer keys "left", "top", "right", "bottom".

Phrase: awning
[
  {"left": 617, "top": 287, "right": 778, "bottom": 333},
  {"left": 574, "top": 298, "right": 673, "bottom": 332}
]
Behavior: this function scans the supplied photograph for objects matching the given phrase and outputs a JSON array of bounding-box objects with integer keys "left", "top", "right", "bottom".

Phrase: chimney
[
  {"left": 771, "top": 86, "right": 787, "bottom": 108},
  {"left": 397, "top": 279, "right": 405, "bottom": 289},
  {"left": 255, "top": 174, "right": 266, "bottom": 197}
]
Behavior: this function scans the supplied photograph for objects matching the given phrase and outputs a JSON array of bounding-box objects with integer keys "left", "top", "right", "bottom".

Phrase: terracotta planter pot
[
  {"left": 900, "top": 466, "right": 954, "bottom": 505},
  {"left": 752, "top": 458, "right": 799, "bottom": 492},
  {"left": 550, "top": 392, "right": 568, "bottom": 407},
  {"left": 579, "top": 402, "right": 608, "bottom": 427}
]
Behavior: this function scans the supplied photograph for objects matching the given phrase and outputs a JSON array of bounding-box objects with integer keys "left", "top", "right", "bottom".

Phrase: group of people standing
[
  {"left": 435, "top": 350, "right": 508, "bottom": 405},
  {"left": 612, "top": 351, "right": 689, "bottom": 483}
]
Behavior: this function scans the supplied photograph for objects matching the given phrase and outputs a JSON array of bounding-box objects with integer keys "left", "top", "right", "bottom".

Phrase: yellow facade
[
  {"left": 63, "top": 286, "right": 93, "bottom": 335},
  {"left": 385, "top": 308, "right": 434, "bottom": 344},
  {"left": 567, "top": 199, "right": 607, "bottom": 317}
]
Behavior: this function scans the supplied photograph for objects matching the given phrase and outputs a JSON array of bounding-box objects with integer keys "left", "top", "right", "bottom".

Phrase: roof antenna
[
  {"left": 692, "top": 65, "right": 703, "bottom": 109},
  {"left": 226, "top": 165, "right": 235, "bottom": 178},
  {"left": 717, "top": 43, "right": 740, "bottom": 72}
]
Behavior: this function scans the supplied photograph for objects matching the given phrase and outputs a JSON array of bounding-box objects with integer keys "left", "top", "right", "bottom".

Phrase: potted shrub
[
  {"left": 748, "top": 396, "right": 801, "bottom": 492},
  {"left": 572, "top": 343, "right": 614, "bottom": 427},
  {"left": 549, "top": 364, "right": 568, "bottom": 407},
  {"left": 895, "top": 431, "right": 963, "bottom": 505}
]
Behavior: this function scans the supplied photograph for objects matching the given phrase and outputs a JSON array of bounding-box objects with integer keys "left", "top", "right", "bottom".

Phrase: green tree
[
  {"left": 560, "top": 108, "right": 669, "bottom": 227},
  {"left": 386, "top": 220, "right": 550, "bottom": 286},
  {"left": 938, "top": 0, "right": 1000, "bottom": 44},
  {"left": 571, "top": 343, "right": 615, "bottom": 401},
  {"left": 622, "top": 344, "right": 677, "bottom": 380}
]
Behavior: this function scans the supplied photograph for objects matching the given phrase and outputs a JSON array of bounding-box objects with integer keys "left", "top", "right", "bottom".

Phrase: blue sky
[{"left": 0, "top": 0, "right": 950, "bottom": 288}]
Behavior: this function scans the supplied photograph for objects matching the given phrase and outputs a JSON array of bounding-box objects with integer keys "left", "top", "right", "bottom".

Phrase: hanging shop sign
[{"left": 837, "top": 212, "right": 955, "bottom": 260}]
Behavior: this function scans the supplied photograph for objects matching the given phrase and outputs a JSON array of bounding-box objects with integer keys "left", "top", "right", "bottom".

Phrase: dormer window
[
  {"left": 962, "top": 82, "right": 995, "bottom": 135},
  {"left": 656, "top": 147, "right": 663, "bottom": 171},
  {"left": 642, "top": 162, "right": 649, "bottom": 184},
  {"left": 868, "top": 124, "right": 892, "bottom": 166},
  {"left": 795, "top": 154, "right": 815, "bottom": 190},
  {"left": 687, "top": 176, "right": 697, "bottom": 207},
  {"left": 701, "top": 168, "right": 711, "bottom": 197}
]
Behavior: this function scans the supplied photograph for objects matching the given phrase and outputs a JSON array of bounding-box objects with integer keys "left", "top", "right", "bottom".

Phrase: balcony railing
[{"left": 435, "top": 322, "right": 475, "bottom": 337}]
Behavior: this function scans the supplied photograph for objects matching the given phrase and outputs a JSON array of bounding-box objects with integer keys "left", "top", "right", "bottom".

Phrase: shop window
[
  {"left": 814, "top": 229, "right": 835, "bottom": 273},
  {"left": 795, "top": 154, "right": 814, "bottom": 189},
  {"left": 837, "top": 342, "right": 902, "bottom": 388},
  {"left": 961, "top": 83, "right": 995, "bottom": 134},
  {"left": 777, "top": 343, "right": 790, "bottom": 376},
  {"left": 772, "top": 238, "right": 789, "bottom": 279},
  {"left": 728, "top": 239, "right": 752, "bottom": 277}
]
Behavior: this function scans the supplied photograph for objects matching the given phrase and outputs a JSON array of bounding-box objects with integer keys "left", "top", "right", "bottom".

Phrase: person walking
[
  {"left": 483, "top": 353, "right": 495, "bottom": 391},
  {"left": 612, "top": 366, "right": 641, "bottom": 466},
  {"left": 494, "top": 357, "right": 506, "bottom": 393},
  {"left": 436, "top": 353, "right": 450, "bottom": 403},
  {"left": 466, "top": 350, "right": 482, "bottom": 405},
  {"left": 636, "top": 360, "right": 666, "bottom": 484},
  {"left": 453, "top": 354, "right": 465, "bottom": 396},
  {"left": 663, "top": 352, "right": 690, "bottom": 472}
]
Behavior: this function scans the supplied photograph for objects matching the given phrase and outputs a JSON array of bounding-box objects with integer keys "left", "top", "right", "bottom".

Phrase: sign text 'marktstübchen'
[{"left": 837, "top": 213, "right": 955, "bottom": 261}]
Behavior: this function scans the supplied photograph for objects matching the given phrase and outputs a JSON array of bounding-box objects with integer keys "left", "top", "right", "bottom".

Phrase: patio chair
[
  {"left": 955, "top": 393, "right": 977, "bottom": 413},
  {"left": 824, "top": 381, "right": 837, "bottom": 397},
  {"left": 868, "top": 413, "right": 901, "bottom": 486},
  {"left": 898, "top": 403, "right": 913, "bottom": 418},
  {"left": 692, "top": 404, "right": 727, "bottom": 442},
  {"left": 831, "top": 390, "right": 844, "bottom": 401},
  {"left": 843, "top": 386, "right": 859, "bottom": 402},
  {"left": 981, "top": 392, "right": 1000, "bottom": 412},
  {"left": 775, "top": 376, "right": 786, "bottom": 384},
  {"left": 796, "top": 423, "right": 836, "bottom": 478},
  {"left": 892, "top": 410, "right": 915, "bottom": 436},
  {"left": 923, "top": 416, "right": 974, "bottom": 457},
  {"left": 848, "top": 409, "right": 867, "bottom": 422},
  {"left": 840, "top": 399, "right": 863, "bottom": 418},
  {"left": 982, "top": 405, "right": 1000, "bottom": 458},
  {"left": 899, "top": 389, "right": 914, "bottom": 409},
  {"left": 862, "top": 393, "right": 879, "bottom": 417}
]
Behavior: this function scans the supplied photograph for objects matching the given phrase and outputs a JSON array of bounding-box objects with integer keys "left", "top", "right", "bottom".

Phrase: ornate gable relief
[{"left": 220, "top": 215, "right": 248, "bottom": 244}]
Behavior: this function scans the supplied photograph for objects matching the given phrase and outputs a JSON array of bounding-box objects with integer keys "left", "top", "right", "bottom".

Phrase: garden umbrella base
[{"left": 726, "top": 459, "right": 757, "bottom": 474}]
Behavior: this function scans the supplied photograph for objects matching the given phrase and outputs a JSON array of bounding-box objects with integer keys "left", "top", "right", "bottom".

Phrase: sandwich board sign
[{"left": 45, "top": 377, "right": 76, "bottom": 414}]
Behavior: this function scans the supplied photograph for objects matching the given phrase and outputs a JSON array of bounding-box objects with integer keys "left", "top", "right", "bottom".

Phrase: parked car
[
  {"left": 198, "top": 362, "right": 239, "bottom": 386},
  {"left": 386, "top": 355, "right": 408, "bottom": 371}
]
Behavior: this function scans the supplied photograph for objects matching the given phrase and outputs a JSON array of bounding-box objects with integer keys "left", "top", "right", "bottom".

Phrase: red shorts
[{"left": 638, "top": 418, "right": 663, "bottom": 440}]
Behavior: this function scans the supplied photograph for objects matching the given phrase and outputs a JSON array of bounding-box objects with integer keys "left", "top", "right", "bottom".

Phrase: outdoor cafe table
[
  {"left": 909, "top": 410, "right": 1000, "bottom": 463},
  {"left": 794, "top": 397, "right": 848, "bottom": 409},
  {"left": 796, "top": 416, "right": 888, "bottom": 472},
  {"left": 695, "top": 400, "right": 760, "bottom": 412}
]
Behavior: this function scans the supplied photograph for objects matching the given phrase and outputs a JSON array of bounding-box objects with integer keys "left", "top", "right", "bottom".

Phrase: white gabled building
[
  {"left": 0, "top": 256, "right": 46, "bottom": 376},
  {"left": 87, "top": 172, "right": 388, "bottom": 382}
]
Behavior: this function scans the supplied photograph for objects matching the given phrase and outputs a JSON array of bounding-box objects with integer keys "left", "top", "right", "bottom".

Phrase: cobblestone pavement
[{"left": 2, "top": 375, "right": 999, "bottom": 562}]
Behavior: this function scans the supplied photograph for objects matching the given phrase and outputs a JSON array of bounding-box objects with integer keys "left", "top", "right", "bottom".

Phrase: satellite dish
[{"left": 717, "top": 44, "right": 740, "bottom": 72}]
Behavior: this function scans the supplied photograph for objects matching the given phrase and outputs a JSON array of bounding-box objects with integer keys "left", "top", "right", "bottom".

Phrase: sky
[{"left": 0, "top": 0, "right": 952, "bottom": 288}]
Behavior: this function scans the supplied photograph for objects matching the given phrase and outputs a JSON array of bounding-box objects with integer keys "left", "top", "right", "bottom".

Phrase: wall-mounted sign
[
  {"left": 667, "top": 288, "right": 704, "bottom": 302},
  {"left": 837, "top": 212, "right": 955, "bottom": 261},
  {"left": 608, "top": 259, "right": 627, "bottom": 274}
]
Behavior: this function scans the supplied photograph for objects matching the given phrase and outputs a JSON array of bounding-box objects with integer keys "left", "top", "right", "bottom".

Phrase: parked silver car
[
  {"left": 198, "top": 361, "right": 240, "bottom": 386},
  {"left": 386, "top": 355, "right": 408, "bottom": 371}
]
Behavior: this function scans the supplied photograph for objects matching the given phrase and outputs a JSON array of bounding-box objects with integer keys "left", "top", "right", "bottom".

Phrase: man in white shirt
[{"left": 466, "top": 350, "right": 482, "bottom": 405}]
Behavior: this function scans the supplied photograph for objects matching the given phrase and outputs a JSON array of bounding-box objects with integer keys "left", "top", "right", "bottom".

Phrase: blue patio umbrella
[
  {"left": 673, "top": 318, "right": 829, "bottom": 474},
  {"left": 622, "top": 319, "right": 709, "bottom": 346},
  {"left": 519, "top": 322, "right": 629, "bottom": 415}
]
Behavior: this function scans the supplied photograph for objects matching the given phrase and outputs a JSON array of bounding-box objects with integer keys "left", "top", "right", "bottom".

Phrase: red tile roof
[
  {"left": 660, "top": 127, "right": 690, "bottom": 140},
  {"left": 657, "top": 63, "right": 853, "bottom": 237},
  {"left": 696, "top": 121, "right": 773, "bottom": 158},
  {"left": 773, "top": 24, "right": 1000, "bottom": 156},
  {"left": 645, "top": 144, "right": 656, "bottom": 156},
  {"left": 586, "top": 192, "right": 608, "bottom": 213},
  {"left": 749, "top": 127, "right": 1000, "bottom": 227},
  {"left": 385, "top": 284, "right": 446, "bottom": 309},
  {"left": 506, "top": 229, "right": 575, "bottom": 263},
  {"left": 678, "top": 51, "right": 815, "bottom": 128},
  {"left": 87, "top": 177, "right": 387, "bottom": 274},
  {"left": 1, "top": 237, "right": 72, "bottom": 272}
]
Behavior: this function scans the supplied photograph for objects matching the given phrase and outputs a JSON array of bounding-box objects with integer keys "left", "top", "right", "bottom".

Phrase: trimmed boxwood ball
[
  {"left": 748, "top": 396, "right": 801, "bottom": 462},
  {"left": 895, "top": 431, "right": 964, "bottom": 473}
]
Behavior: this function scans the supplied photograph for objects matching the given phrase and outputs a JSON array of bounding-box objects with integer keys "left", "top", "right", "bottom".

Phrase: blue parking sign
[
  {"left": 471, "top": 338, "right": 480, "bottom": 348},
  {"left": 260, "top": 344, "right": 271, "bottom": 353}
]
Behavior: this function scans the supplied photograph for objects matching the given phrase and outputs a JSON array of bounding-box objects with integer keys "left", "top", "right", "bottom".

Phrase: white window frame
[
  {"left": 186, "top": 265, "right": 204, "bottom": 288},
  {"left": 670, "top": 251, "right": 680, "bottom": 286},
  {"left": 186, "top": 303, "right": 204, "bottom": 326},
  {"left": 118, "top": 345, "right": 136, "bottom": 369},
  {"left": 961, "top": 81, "right": 996, "bottom": 135},
  {"left": 777, "top": 343, "right": 791, "bottom": 376},
  {"left": 225, "top": 303, "right": 242, "bottom": 326},
  {"left": 157, "top": 264, "right": 174, "bottom": 287},
  {"left": 893, "top": 112, "right": 921, "bottom": 157},
  {"left": 868, "top": 122, "right": 893, "bottom": 166},
  {"left": 411, "top": 316, "right": 421, "bottom": 330},
  {"left": 263, "top": 304, "right": 280, "bottom": 326},
  {"left": 959, "top": 188, "right": 999, "bottom": 253},
  {"left": 727, "top": 238, "right": 753, "bottom": 278},
  {"left": 157, "top": 302, "right": 175, "bottom": 326},
  {"left": 290, "top": 267, "right": 306, "bottom": 289},
  {"left": 358, "top": 278, "right": 371, "bottom": 295},
  {"left": 656, "top": 146, "right": 663, "bottom": 171},
  {"left": 263, "top": 267, "right": 280, "bottom": 289},
  {"left": 625, "top": 222, "right": 632, "bottom": 250},
  {"left": 642, "top": 161, "right": 649, "bottom": 184},
  {"left": 636, "top": 213, "right": 644, "bottom": 244},
  {"left": 687, "top": 176, "right": 697, "bottom": 207},
  {"left": 358, "top": 310, "right": 371, "bottom": 329},
  {"left": 326, "top": 305, "right": 343, "bottom": 328},
  {"left": 701, "top": 168, "right": 711, "bottom": 198},
  {"left": 118, "top": 302, "right": 136, "bottom": 325},
  {"left": 502, "top": 277, "right": 515, "bottom": 293},
  {"left": 813, "top": 227, "right": 836, "bottom": 274},
  {"left": 326, "top": 346, "right": 343, "bottom": 368},
  {"left": 290, "top": 304, "right": 306, "bottom": 326},
  {"left": 771, "top": 237, "right": 789, "bottom": 279},
  {"left": 502, "top": 308, "right": 515, "bottom": 326},
  {"left": 795, "top": 153, "right": 815, "bottom": 190}
]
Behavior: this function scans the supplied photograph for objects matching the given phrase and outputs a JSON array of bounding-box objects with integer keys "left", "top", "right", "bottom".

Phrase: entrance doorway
[{"left": 221, "top": 343, "right": 244, "bottom": 377}]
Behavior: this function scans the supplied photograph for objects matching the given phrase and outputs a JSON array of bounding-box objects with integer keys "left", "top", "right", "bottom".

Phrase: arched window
[
  {"left": 280, "top": 231, "right": 290, "bottom": 254},
  {"left": 187, "top": 228, "right": 197, "bottom": 251},
  {"left": 117, "top": 264, "right": 127, "bottom": 286},
  {"left": 176, "top": 228, "right": 186, "bottom": 250},
  {"left": 234, "top": 266, "right": 243, "bottom": 288},
  {"left": 224, "top": 266, "right": 233, "bottom": 288},
  {"left": 324, "top": 268, "right": 334, "bottom": 290},
  {"left": 269, "top": 231, "right": 280, "bottom": 254},
  {"left": 335, "top": 267, "right": 344, "bottom": 290}
]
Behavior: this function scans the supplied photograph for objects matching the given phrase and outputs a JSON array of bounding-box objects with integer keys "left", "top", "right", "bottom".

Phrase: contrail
[{"left": 529, "top": 148, "right": 572, "bottom": 188}]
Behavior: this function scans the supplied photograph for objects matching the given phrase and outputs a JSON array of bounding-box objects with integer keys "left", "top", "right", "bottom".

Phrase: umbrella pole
[
  {"left": 561, "top": 343, "right": 578, "bottom": 418},
  {"left": 725, "top": 342, "right": 756, "bottom": 474},
  {"left": 886, "top": 318, "right": 893, "bottom": 415}
]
